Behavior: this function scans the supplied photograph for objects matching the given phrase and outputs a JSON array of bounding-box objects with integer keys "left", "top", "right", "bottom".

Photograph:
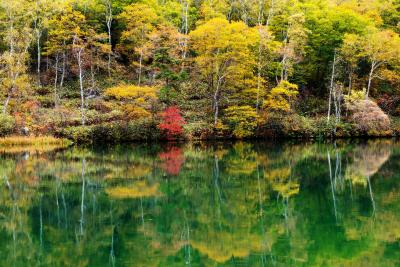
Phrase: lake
[{"left": 0, "top": 140, "right": 399, "bottom": 266}]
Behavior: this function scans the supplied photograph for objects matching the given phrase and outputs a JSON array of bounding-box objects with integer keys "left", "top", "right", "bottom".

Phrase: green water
[{"left": 0, "top": 140, "right": 399, "bottom": 266}]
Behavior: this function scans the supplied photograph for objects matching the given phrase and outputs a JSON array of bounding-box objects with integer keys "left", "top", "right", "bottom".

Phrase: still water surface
[{"left": 0, "top": 140, "right": 399, "bottom": 266}]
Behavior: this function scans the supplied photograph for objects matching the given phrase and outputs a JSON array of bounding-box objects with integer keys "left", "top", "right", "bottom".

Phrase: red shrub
[{"left": 158, "top": 106, "right": 186, "bottom": 140}]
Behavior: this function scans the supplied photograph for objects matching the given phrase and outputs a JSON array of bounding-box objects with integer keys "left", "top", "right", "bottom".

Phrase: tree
[
  {"left": 118, "top": 3, "right": 160, "bottom": 85},
  {"left": 342, "top": 30, "right": 400, "bottom": 98},
  {"left": 263, "top": 80, "right": 298, "bottom": 112},
  {"left": 0, "top": 0, "right": 33, "bottom": 114},
  {"left": 363, "top": 30, "right": 400, "bottom": 97},
  {"left": 158, "top": 106, "right": 186, "bottom": 139},
  {"left": 46, "top": 6, "right": 86, "bottom": 107},
  {"left": 279, "top": 12, "right": 308, "bottom": 81},
  {"left": 340, "top": 34, "right": 363, "bottom": 95},
  {"left": 103, "top": 0, "right": 113, "bottom": 76},
  {"left": 189, "top": 18, "right": 259, "bottom": 125},
  {"left": 224, "top": 105, "right": 259, "bottom": 138}
]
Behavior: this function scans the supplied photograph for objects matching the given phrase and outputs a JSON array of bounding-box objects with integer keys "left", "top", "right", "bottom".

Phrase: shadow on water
[{"left": 0, "top": 139, "right": 399, "bottom": 266}]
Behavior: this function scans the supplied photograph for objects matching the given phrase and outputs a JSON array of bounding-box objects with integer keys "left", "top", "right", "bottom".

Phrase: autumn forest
[{"left": 1, "top": 0, "right": 400, "bottom": 142}]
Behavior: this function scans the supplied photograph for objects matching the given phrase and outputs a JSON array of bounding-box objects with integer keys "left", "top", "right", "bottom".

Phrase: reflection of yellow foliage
[
  {"left": 191, "top": 241, "right": 249, "bottom": 262},
  {"left": 264, "top": 168, "right": 291, "bottom": 181},
  {"left": 272, "top": 181, "right": 300, "bottom": 198},
  {"left": 190, "top": 231, "right": 264, "bottom": 263},
  {"left": 264, "top": 166, "right": 299, "bottom": 197},
  {"left": 214, "top": 149, "right": 228, "bottom": 159},
  {"left": 374, "top": 212, "right": 400, "bottom": 242},
  {"left": 106, "top": 181, "right": 161, "bottom": 199},
  {"left": 344, "top": 171, "right": 367, "bottom": 187},
  {"left": 345, "top": 227, "right": 362, "bottom": 241},
  {"left": 105, "top": 165, "right": 151, "bottom": 180},
  {"left": 226, "top": 160, "right": 257, "bottom": 175},
  {"left": 0, "top": 145, "right": 67, "bottom": 154},
  {"left": 226, "top": 143, "right": 257, "bottom": 175}
]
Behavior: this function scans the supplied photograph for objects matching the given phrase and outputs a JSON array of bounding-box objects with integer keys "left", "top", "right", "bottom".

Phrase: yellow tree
[
  {"left": 263, "top": 80, "right": 298, "bottom": 112},
  {"left": 340, "top": 33, "right": 363, "bottom": 95},
  {"left": 0, "top": 0, "right": 33, "bottom": 114},
  {"left": 280, "top": 12, "right": 308, "bottom": 81},
  {"left": 343, "top": 29, "right": 400, "bottom": 97},
  {"left": 363, "top": 29, "right": 400, "bottom": 97},
  {"left": 189, "top": 18, "right": 259, "bottom": 125},
  {"left": 198, "top": 0, "right": 229, "bottom": 23},
  {"left": 118, "top": 3, "right": 160, "bottom": 85}
]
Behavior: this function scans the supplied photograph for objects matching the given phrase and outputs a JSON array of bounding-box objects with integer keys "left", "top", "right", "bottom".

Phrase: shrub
[
  {"left": 263, "top": 81, "right": 298, "bottom": 113},
  {"left": 105, "top": 85, "right": 157, "bottom": 101},
  {"left": 224, "top": 105, "right": 259, "bottom": 138},
  {"left": 61, "top": 119, "right": 162, "bottom": 143},
  {"left": 0, "top": 114, "right": 15, "bottom": 136},
  {"left": 345, "top": 98, "right": 391, "bottom": 136},
  {"left": 158, "top": 106, "right": 186, "bottom": 140},
  {"left": 61, "top": 125, "right": 94, "bottom": 143},
  {"left": 281, "top": 114, "right": 315, "bottom": 138},
  {"left": 184, "top": 121, "right": 213, "bottom": 140},
  {"left": 313, "top": 117, "right": 353, "bottom": 138}
]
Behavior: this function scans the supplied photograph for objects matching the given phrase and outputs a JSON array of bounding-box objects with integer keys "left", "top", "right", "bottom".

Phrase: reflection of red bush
[
  {"left": 159, "top": 147, "right": 185, "bottom": 175},
  {"left": 158, "top": 106, "right": 186, "bottom": 140}
]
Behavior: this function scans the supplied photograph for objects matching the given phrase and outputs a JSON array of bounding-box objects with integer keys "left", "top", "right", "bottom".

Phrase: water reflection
[{"left": 0, "top": 140, "right": 399, "bottom": 266}]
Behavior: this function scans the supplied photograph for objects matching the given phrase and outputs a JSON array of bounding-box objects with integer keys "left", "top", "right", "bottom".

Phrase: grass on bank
[{"left": 0, "top": 136, "right": 72, "bottom": 153}]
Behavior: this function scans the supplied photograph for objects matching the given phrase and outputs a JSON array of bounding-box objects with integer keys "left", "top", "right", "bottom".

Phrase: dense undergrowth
[{"left": 1, "top": 0, "right": 400, "bottom": 143}]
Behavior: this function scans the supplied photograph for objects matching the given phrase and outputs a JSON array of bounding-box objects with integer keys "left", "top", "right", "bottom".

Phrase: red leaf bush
[{"left": 158, "top": 106, "right": 186, "bottom": 140}]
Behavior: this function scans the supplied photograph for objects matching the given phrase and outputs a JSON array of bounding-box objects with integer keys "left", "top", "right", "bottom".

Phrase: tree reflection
[{"left": 0, "top": 140, "right": 397, "bottom": 265}]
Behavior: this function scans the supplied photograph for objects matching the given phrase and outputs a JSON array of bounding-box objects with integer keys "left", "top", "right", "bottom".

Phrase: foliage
[
  {"left": 105, "top": 85, "right": 158, "bottom": 101},
  {"left": 158, "top": 106, "right": 186, "bottom": 140},
  {"left": 345, "top": 98, "right": 391, "bottom": 135},
  {"left": 224, "top": 105, "right": 259, "bottom": 138},
  {"left": 0, "top": 135, "right": 70, "bottom": 146},
  {"left": 189, "top": 17, "right": 259, "bottom": 123},
  {"left": 183, "top": 121, "right": 213, "bottom": 140},
  {"left": 0, "top": 114, "right": 15, "bottom": 136},
  {"left": 264, "top": 81, "right": 299, "bottom": 113},
  {"left": 344, "top": 89, "right": 367, "bottom": 104},
  {"left": 0, "top": 0, "right": 400, "bottom": 141}
]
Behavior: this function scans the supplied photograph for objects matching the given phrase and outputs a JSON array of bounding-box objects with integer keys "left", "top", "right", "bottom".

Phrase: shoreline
[{"left": 1, "top": 134, "right": 397, "bottom": 146}]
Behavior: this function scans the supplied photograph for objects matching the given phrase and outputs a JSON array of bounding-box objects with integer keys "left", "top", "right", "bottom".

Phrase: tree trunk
[
  {"left": 266, "top": 0, "right": 275, "bottom": 27},
  {"left": 213, "top": 78, "right": 222, "bottom": 125},
  {"left": 80, "top": 159, "right": 86, "bottom": 235},
  {"left": 214, "top": 97, "right": 219, "bottom": 125},
  {"left": 90, "top": 50, "right": 95, "bottom": 89},
  {"left": 348, "top": 67, "right": 352, "bottom": 97},
  {"left": 77, "top": 48, "right": 86, "bottom": 126},
  {"left": 138, "top": 49, "right": 143, "bottom": 86},
  {"left": 106, "top": 0, "right": 112, "bottom": 77},
  {"left": 60, "top": 49, "right": 66, "bottom": 89},
  {"left": 3, "top": 93, "right": 12, "bottom": 114},
  {"left": 327, "top": 52, "right": 336, "bottom": 123},
  {"left": 37, "top": 30, "right": 41, "bottom": 87},
  {"left": 366, "top": 61, "right": 376, "bottom": 98},
  {"left": 256, "top": 0, "right": 265, "bottom": 112},
  {"left": 327, "top": 151, "right": 338, "bottom": 221},
  {"left": 54, "top": 54, "right": 59, "bottom": 107}
]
